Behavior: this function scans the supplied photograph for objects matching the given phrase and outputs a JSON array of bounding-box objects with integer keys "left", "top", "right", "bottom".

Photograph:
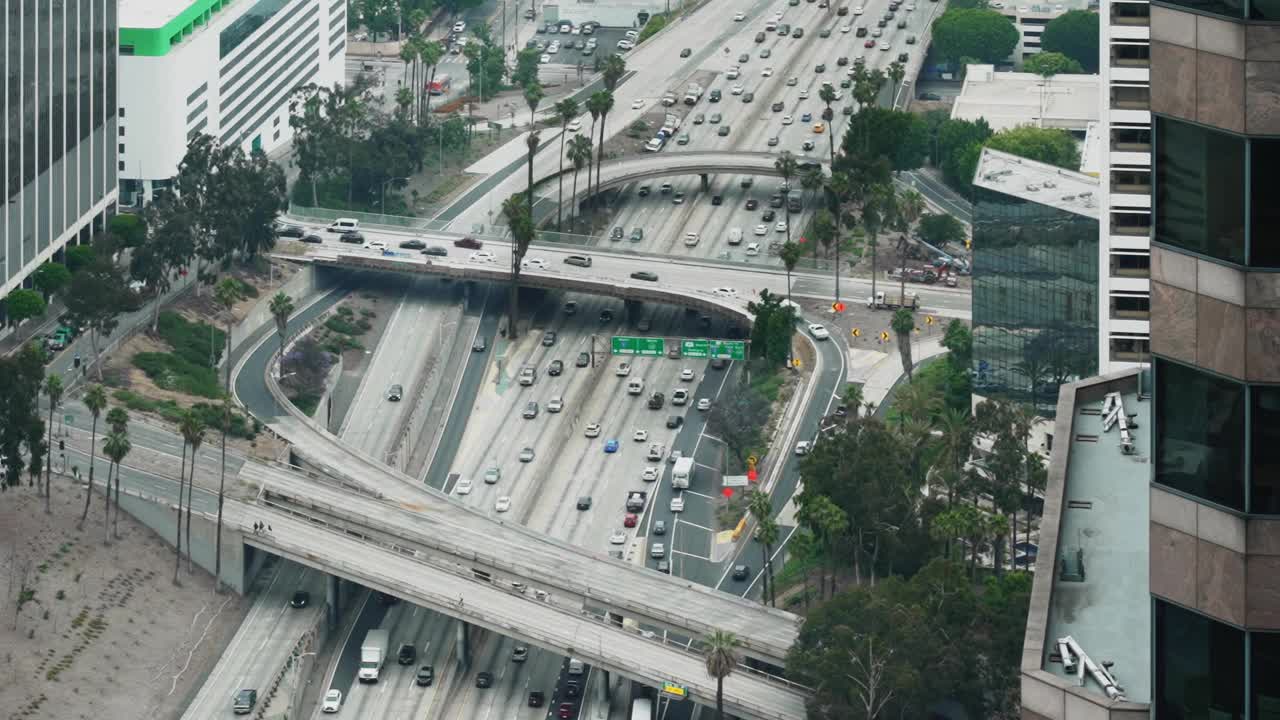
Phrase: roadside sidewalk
[{"left": 856, "top": 335, "right": 947, "bottom": 413}]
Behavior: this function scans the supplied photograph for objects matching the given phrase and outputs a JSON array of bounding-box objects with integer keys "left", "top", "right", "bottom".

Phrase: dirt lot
[{"left": 0, "top": 484, "right": 247, "bottom": 720}]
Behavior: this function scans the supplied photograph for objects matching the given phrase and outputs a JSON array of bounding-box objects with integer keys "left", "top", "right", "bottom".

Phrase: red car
[
  {"left": 623, "top": 513, "right": 638, "bottom": 528},
  {"left": 453, "top": 236, "right": 482, "bottom": 250},
  {"left": 558, "top": 702, "right": 577, "bottom": 719},
  {"left": 864, "top": 39, "right": 876, "bottom": 48}
]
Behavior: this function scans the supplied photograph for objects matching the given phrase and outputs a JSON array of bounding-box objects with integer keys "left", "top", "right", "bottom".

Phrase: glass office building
[
  {"left": 2, "top": 0, "right": 118, "bottom": 301},
  {"left": 970, "top": 149, "right": 1100, "bottom": 417}
]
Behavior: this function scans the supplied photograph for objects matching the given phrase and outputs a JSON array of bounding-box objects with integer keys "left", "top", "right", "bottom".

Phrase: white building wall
[
  {"left": 119, "top": 0, "right": 345, "bottom": 206},
  {"left": 1097, "top": 0, "right": 1151, "bottom": 372}
]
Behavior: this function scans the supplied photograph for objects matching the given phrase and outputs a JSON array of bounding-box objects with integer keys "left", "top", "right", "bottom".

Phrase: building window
[
  {"left": 1154, "top": 600, "right": 1244, "bottom": 720},
  {"left": 118, "top": 127, "right": 125, "bottom": 137},
  {"left": 1251, "top": 139, "right": 1280, "bottom": 267},
  {"left": 1256, "top": 632, "right": 1280, "bottom": 716},
  {"left": 119, "top": 143, "right": 126, "bottom": 154},
  {"left": 1251, "top": 388, "right": 1280, "bottom": 515},
  {"left": 1154, "top": 358, "right": 1245, "bottom": 511},
  {"left": 221, "top": 0, "right": 291, "bottom": 58},
  {"left": 1155, "top": 117, "right": 1246, "bottom": 265},
  {"left": 1156, "top": 0, "right": 1245, "bottom": 19}
]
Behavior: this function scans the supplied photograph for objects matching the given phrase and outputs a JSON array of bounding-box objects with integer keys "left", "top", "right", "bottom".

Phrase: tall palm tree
[
  {"left": 778, "top": 240, "right": 802, "bottom": 364},
  {"left": 825, "top": 171, "right": 853, "bottom": 302},
  {"left": 42, "top": 373, "right": 63, "bottom": 513},
  {"left": 895, "top": 188, "right": 926, "bottom": 300},
  {"left": 799, "top": 165, "right": 825, "bottom": 256},
  {"left": 502, "top": 193, "right": 536, "bottom": 340},
  {"left": 399, "top": 39, "right": 420, "bottom": 123},
  {"left": 179, "top": 412, "right": 205, "bottom": 577},
  {"left": 553, "top": 98, "right": 579, "bottom": 231},
  {"left": 818, "top": 84, "right": 838, "bottom": 167},
  {"left": 591, "top": 90, "right": 615, "bottom": 203},
  {"left": 598, "top": 55, "right": 626, "bottom": 198},
  {"left": 269, "top": 292, "right": 294, "bottom": 364},
  {"left": 419, "top": 40, "right": 445, "bottom": 122},
  {"left": 566, "top": 134, "right": 593, "bottom": 233},
  {"left": 887, "top": 60, "right": 906, "bottom": 104},
  {"left": 703, "top": 630, "right": 742, "bottom": 720},
  {"left": 747, "top": 490, "right": 778, "bottom": 607},
  {"left": 863, "top": 182, "right": 897, "bottom": 302},
  {"left": 78, "top": 384, "right": 107, "bottom": 529},
  {"left": 891, "top": 308, "right": 916, "bottom": 381},
  {"left": 773, "top": 151, "right": 798, "bottom": 243},
  {"left": 102, "top": 407, "right": 130, "bottom": 543},
  {"left": 524, "top": 127, "right": 542, "bottom": 216},
  {"left": 523, "top": 81, "right": 544, "bottom": 129}
]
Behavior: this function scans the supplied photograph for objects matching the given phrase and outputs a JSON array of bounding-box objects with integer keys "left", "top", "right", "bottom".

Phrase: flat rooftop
[
  {"left": 973, "top": 147, "right": 1100, "bottom": 219},
  {"left": 1042, "top": 383, "right": 1151, "bottom": 703},
  {"left": 120, "top": 0, "right": 220, "bottom": 30},
  {"left": 952, "top": 64, "right": 1099, "bottom": 133},
  {"left": 994, "top": 0, "right": 1092, "bottom": 20}
]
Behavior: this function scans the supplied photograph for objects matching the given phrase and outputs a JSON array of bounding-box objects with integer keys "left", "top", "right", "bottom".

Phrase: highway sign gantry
[
  {"left": 680, "top": 338, "right": 747, "bottom": 360},
  {"left": 611, "top": 336, "right": 666, "bottom": 356}
]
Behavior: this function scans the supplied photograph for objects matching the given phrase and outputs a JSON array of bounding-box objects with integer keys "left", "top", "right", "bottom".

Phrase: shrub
[
  {"left": 156, "top": 311, "right": 225, "bottom": 366},
  {"left": 132, "top": 352, "right": 223, "bottom": 398},
  {"left": 324, "top": 315, "right": 366, "bottom": 336}
]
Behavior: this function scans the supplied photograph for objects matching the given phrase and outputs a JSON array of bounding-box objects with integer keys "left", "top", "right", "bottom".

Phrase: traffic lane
[
  {"left": 60, "top": 399, "right": 239, "bottom": 472},
  {"left": 382, "top": 609, "right": 454, "bottom": 718},
  {"left": 366, "top": 604, "right": 440, "bottom": 718}
]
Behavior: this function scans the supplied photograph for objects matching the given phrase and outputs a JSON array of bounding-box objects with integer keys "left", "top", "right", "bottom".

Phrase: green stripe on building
[{"left": 120, "top": 0, "right": 231, "bottom": 57}]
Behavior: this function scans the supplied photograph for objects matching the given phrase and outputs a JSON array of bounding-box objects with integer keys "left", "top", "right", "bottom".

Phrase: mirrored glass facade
[{"left": 970, "top": 187, "right": 1099, "bottom": 417}]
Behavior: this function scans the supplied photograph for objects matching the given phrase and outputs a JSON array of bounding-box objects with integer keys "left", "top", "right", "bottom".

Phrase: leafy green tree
[
  {"left": 795, "top": 492, "right": 849, "bottom": 597},
  {"left": 5, "top": 289, "right": 46, "bottom": 325},
  {"left": 707, "top": 385, "right": 771, "bottom": 470},
  {"left": 703, "top": 630, "right": 742, "bottom": 720},
  {"left": 41, "top": 374, "right": 62, "bottom": 512},
  {"left": 512, "top": 48, "right": 541, "bottom": 88},
  {"left": 65, "top": 245, "right": 96, "bottom": 274},
  {"left": 746, "top": 289, "right": 795, "bottom": 366},
  {"left": 809, "top": 209, "right": 837, "bottom": 259},
  {"left": 566, "top": 134, "right": 593, "bottom": 232},
  {"left": 65, "top": 255, "right": 135, "bottom": 380},
  {"left": 918, "top": 213, "right": 966, "bottom": 251},
  {"left": 1041, "top": 10, "right": 1100, "bottom": 72},
  {"left": 934, "top": 117, "right": 991, "bottom": 188},
  {"left": 417, "top": 40, "right": 445, "bottom": 122},
  {"left": 464, "top": 25, "right": 505, "bottom": 100},
  {"left": 288, "top": 78, "right": 377, "bottom": 207},
  {"left": 931, "top": 9, "right": 1020, "bottom": 67},
  {"left": 502, "top": 193, "right": 536, "bottom": 339},
  {"left": 107, "top": 213, "right": 147, "bottom": 249},
  {"left": 77, "top": 384, "right": 107, "bottom": 528},
  {"left": 177, "top": 134, "right": 238, "bottom": 287},
  {"left": 1023, "top": 50, "right": 1084, "bottom": 76},
  {"left": 987, "top": 124, "right": 1081, "bottom": 169},
  {"left": 0, "top": 344, "right": 45, "bottom": 490},
  {"left": 842, "top": 108, "right": 929, "bottom": 171},
  {"left": 31, "top": 262, "right": 71, "bottom": 298}
]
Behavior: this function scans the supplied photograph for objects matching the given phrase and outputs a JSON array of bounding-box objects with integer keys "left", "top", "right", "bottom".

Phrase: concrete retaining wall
[
  {"left": 229, "top": 265, "right": 320, "bottom": 355},
  {"left": 116, "top": 489, "right": 248, "bottom": 594}
]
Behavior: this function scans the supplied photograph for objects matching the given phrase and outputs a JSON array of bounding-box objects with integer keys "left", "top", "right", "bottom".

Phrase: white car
[
  {"left": 773, "top": 10, "right": 784, "bottom": 19},
  {"left": 775, "top": 221, "right": 789, "bottom": 232},
  {"left": 616, "top": 362, "right": 631, "bottom": 376},
  {"left": 781, "top": 114, "right": 793, "bottom": 125},
  {"left": 680, "top": 368, "right": 695, "bottom": 381},
  {"left": 727, "top": 67, "right": 741, "bottom": 79},
  {"left": 684, "top": 231, "right": 700, "bottom": 247},
  {"left": 731, "top": 83, "right": 745, "bottom": 95},
  {"left": 761, "top": 66, "right": 773, "bottom": 77},
  {"left": 585, "top": 422, "right": 602, "bottom": 438},
  {"left": 519, "top": 447, "right": 536, "bottom": 462},
  {"left": 833, "top": 90, "right": 844, "bottom": 100},
  {"left": 854, "top": 5, "right": 865, "bottom": 13},
  {"left": 522, "top": 256, "right": 548, "bottom": 269},
  {"left": 713, "top": 287, "right": 738, "bottom": 297},
  {"left": 617, "top": 39, "right": 635, "bottom": 50},
  {"left": 365, "top": 239, "right": 386, "bottom": 249},
  {"left": 881, "top": 41, "right": 891, "bottom": 50},
  {"left": 647, "top": 442, "right": 665, "bottom": 460},
  {"left": 567, "top": 119, "right": 582, "bottom": 132},
  {"left": 697, "top": 398, "right": 712, "bottom": 411},
  {"left": 453, "top": 20, "right": 467, "bottom": 32},
  {"left": 322, "top": 689, "right": 342, "bottom": 713},
  {"left": 548, "top": 397, "right": 564, "bottom": 413},
  {"left": 672, "top": 389, "right": 689, "bottom": 405},
  {"left": 547, "top": 43, "right": 560, "bottom": 53},
  {"left": 610, "top": 528, "right": 628, "bottom": 545},
  {"left": 540, "top": 53, "right": 551, "bottom": 63},
  {"left": 632, "top": 98, "right": 645, "bottom": 109},
  {"left": 495, "top": 496, "right": 512, "bottom": 513},
  {"left": 670, "top": 495, "right": 685, "bottom": 512},
  {"left": 754, "top": 224, "right": 768, "bottom": 236},
  {"left": 642, "top": 466, "right": 660, "bottom": 481},
  {"left": 799, "top": 89, "right": 809, "bottom": 99},
  {"left": 734, "top": 11, "right": 746, "bottom": 20},
  {"left": 786, "top": 76, "right": 799, "bottom": 86},
  {"left": 727, "top": 227, "right": 743, "bottom": 245},
  {"left": 795, "top": 440, "right": 814, "bottom": 455},
  {"left": 633, "top": 429, "right": 649, "bottom": 442},
  {"left": 469, "top": 250, "right": 495, "bottom": 263},
  {"left": 455, "top": 477, "right": 474, "bottom": 495},
  {"left": 840, "top": 24, "right": 851, "bottom": 32},
  {"left": 745, "top": 242, "right": 760, "bottom": 256},
  {"left": 808, "top": 323, "right": 830, "bottom": 340}
]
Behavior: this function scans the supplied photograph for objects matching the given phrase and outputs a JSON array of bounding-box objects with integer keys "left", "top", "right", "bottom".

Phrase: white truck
[
  {"left": 358, "top": 629, "right": 390, "bottom": 683},
  {"left": 683, "top": 83, "right": 704, "bottom": 105},
  {"left": 671, "top": 457, "right": 694, "bottom": 489},
  {"left": 867, "top": 290, "right": 920, "bottom": 310}
]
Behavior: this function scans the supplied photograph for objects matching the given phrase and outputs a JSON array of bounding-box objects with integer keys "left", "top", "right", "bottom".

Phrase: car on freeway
[
  {"left": 677, "top": 133, "right": 690, "bottom": 145},
  {"left": 399, "top": 643, "right": 417, "bottom": 665},
  {"left": 630, "top": 270, "right": 659, "bottom": 281},
  {"left": 672, "top": 191, "right": 685, "bottom": 204},
  {"left": 670, "top": 495, "right": 685, "bottom": 512},
  {"left": 300, "top": 233, "right": 323, "bottom": 244},
  {"left": 680, "top": 47, "right": 692, "bottom": 57},
  {"left": 567, "top": 119, "right": 582, "bottom": 132},
  {"left": 339, "top": 230, "right": 364, "bottom": 244},
  {"left": 630, "top": 227, "right": 644, "bottom": 241},
  {"left": 529, "top": 692, "right": 546, "bottom": 707},
  {"left": 522, "top": 256, "right": 548, "bottom": 269},
  {"left": 864, "top": 38, "right": 876, "bottom": 47},
  {"left": 642, "top": 466, "right": 660, "bottom": 482},
  {"left": 577, "top": 351, "right": 591, "bottom": 367},
  {"left": 815, "top": 63, "right": 826, "bottom": 72},
  {"left": 697, "top": 398, "right": 712, "bottom": 411},
  {"left": 416, "top": 666, "right": 434, "bottom": 686},
  {"left": 233, "top": 688, "right": 258, "bottom": 714},
  {"left": 713, "top": 287, "right": 737, "bottom": 297},
  {"left": 495, "top": 496, "right": 512, "bottom": 512},
  {"left": 796, "top": 439, "right": 814, "bottom": 455},
  {"left": 399, "top": 239, "right": 426, "bottom": 250},
  {"left": 727, "top": 66, "right": 740, "bottom": 79},
  {"left": 734, "top": 10, "right": 746, "bottom": 19},
  {"left": 476, "top": 672, "right": 495, "bottom": 688},
  {"left": 754, "top": 224, "right": 768, "bottom": 236},
  {"left": 684, "top": 231, "right": 700, "bottom": 246},
  {"left": 484, "top": 466, "right": 501, "bottom": 484},
  {"left": 633, "top": 429, "right": 649, "bottom": 442},
  {"left": 803, "top": 139, "right": 816, "bottom": 150},
  {"left": 540, "top": 53, "right": 551, "bottom": 63},
  {"left": 809, "top": 323, "right": 831, "bottom": 340},
  {"left": 738, "top": 52, "right": 749, "bottom": 62},
  {"left": 672, "top": 389, "right": 689, "bottom": 405},
  {"left": 745, "top": 198, "right": 758, "bottom": 210},
  {"left": 558, "top": 702, "right": 578, "bottom": 719},
  {"left": 616, "top": 362, "right": 631, "bottom": 376},
  {"left": 512, "top": 645, "right": 529, "bottom": 662},
  {"left": 681, "top": 368, "right": 695, "bottom": 381},
  {"left": 761, "top": 48, "right": 772, "bottom": 58},
  {"left": 881, "top": 40, "right": 891, "bottom": 50},
  {"left": 814, "top": 122, "right": 826, "bottom": 133},
  {"left": 549, "top": 397, "right": 564, "bottom": 413},
  {"left": 775, "top": 221, "right": 789, "bottom": 233},
  {"left": 732, "top": 564, "right": 751, "bottom": 581},
  {"left": 653, "top": 520, "right": 667, "bottom": 536},
  {"left": 742, "top": 92, "right": 754, "bottom": 102},
  {"left": 542, "top": 330, "right": 557, "bottom": 346},
  {"left": 455, "top": 477, "right": 474, "bottom": 495},
  {"left": 519, "top": 447, "right": 536, "bottom": 462},
  {"left": 322, "top": 689, "right": 342, "bottom": 713},
  {"left": 647, "top": 442, "right": 665, "bottom": 460},
  {"left": 422, "top": 244, "right": 448, "bottom": 257},
  {"left": 290, "top": 590, "right": 310, "bottom": 608},
  {"left": 907, "top": 35, "right": 917, "bottom": 44},
  {"left": 605, "top": 438, "right": 620, "bottom": 453},
  {"left": 781, "top": 114, "right": 793, "bottom": 125},
  {"left": 523, "top": 401, "right": 539, "bottom": 419},
  {"left": 763, "top": 209, "right": 777, "bottom": 221},
  {"left": 624, "top": 513, "right": 639, "bottom": 528},
  {"left": 577, "top": 496, "right": 593, "bottom": 510},
  {"left": 548, "top": 359, "right": 564, "bottom": 375},
  {"left": 468, "top": 250, "right": 495, "bottom": 263},
  {"left": 837, "top": 56, "right": 849, "bottom": 66},
  {"left": 718, "top": 126, "right": 730, "bottom": 136},
  {"left": 584, "top": 422, "right": 603, "bottom": 438},
  {"left": 610, "top": 528, "right": 627, "bottom": 544},
  {"left": 820, "top": 27, "right": 832, "bottom": 37},
  {"left": 761, "top": 66, "right": 773, "bottom": 76},
  {"left": 746, "top": 242, "right": 761, "bottom": 256},
  {"left": 768, "top": 135, "right": 779, "bottom": 147},
  {"left": 650, "top": 542, "right": 666, "bottom": 558}
]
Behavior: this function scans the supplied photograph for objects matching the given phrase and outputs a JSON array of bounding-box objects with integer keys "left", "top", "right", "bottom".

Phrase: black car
[
  {"left": 576, "top": 351, "right": 590, "bottom": 367},
  {"left": 732, "top": 564, "right": 751, "bottom": 580},
  {"left": 399, "top": 239, "right": 426, "bottom": 250},
  {"left": 711, "top": 358, "right": 728, "bottom": 370},
  {"left": 301, "top": 233, "right": 323, "bottom": 244},
  {"left": 742, "top": 92, "right": 754, "bottom": 103},
  {"left": 856, "top": 26, "right": 868, "bottom": 36},
  {"left": 841, "top": 78, "right": 852, "bottom": 88},
  {"left": 423, "top": 245, "right": 448, "bottom": 256},
  {"left": 473, "top": 337, "right": 487, "bottom": 352},
  {"left": 837, "top": 56, "right": 848, "bottom": 66},
  {"left": 549, "top": 359, "right": 564, "bottom": 375},
  {"left": 837, "top": 5, "right": 849, "bottom": 14},
  {"left": 899, "top": 52, "right": 910, "bottom": 62},
  {"left": 820, "top": 27, "right": 832, "bottom": 37},
  {"left": 630, "top": 271, "right": 659, "bottom": 282},
  {"left": 771, "top": 101, "right": 785, "bottom": 112},
  {"left": 529, "top": 691, "right": 546, "bottom": 707},
  {"left": 666, "top": 415, "right": 683, "bottom": 429},
  {"left": 763, "top": 209, "right": 776, "bottom": 222},
  {"left": 718, "top": 126, "right": 730, "bottom": 136},
  {"left": 711, "top": 195, "right": 723, "bottom": 205},
  {"left": 638, "top": 184, "right": 651, "bottom": 196},
  {"left": 290, "top": 590, "right": 310, "bottom": 608},
  {"left": 745, "top": 198, "right": 758, "bottom": 210},
  {"left": 576, "top": 496, "right": 593, "bottom": 510},
  {"left": 276, "top": 224, "right": 305, "bottom": 238},
  {"left": 770, "top": 193, "right": 784, "bottom": 208},
  {"left": 653, "top": 519, "right": 667, "bottom": 535},
  {"left": 814, "top": 63, "right": 826, "bottom": 73},
  {"left": 630, "top": 227, "right": 644, "bottom": 241},
  {"left": 399, "top": 644, "right": 417, "bottom": 665},
  {"left": 680, "top": 47, "right": 692, "bottom": 57},
  {"left": 340, "top": 230, "right": 364, "bottom": 243},
  {"left": 476, "top": 672, "right": 494, "bottom": 688},
  {"left": 709, "top": 89, "right": 721, "bottom": 102},
  {"left": 738, "top": 52, "right": 749, "bottom": 62},
  {"left": 918, "top": 92, "right": 942, "bottom": 101},
  {"left": 611, "top": 226, "right": 625, "bottom": 240},
  {"left": 416, "top": 665, "right": 434, "bottom": 686},
  {"left": 599, "top": 309, "right": 614, "bottom": 322},
  {"left": 793, "top": 27, "right": 804, "bottom": 37}
]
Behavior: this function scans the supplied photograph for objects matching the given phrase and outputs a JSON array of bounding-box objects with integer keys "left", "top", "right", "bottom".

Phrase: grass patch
[
  {"left": 156, "top": 311, "right": 225, "bottom": 366},
  {"left": 750, "top": 369, "right": 786, "bottom": 404},
  {"left": 882, "top": 354, "right": 950, "bottom": 424},
  {"left": 133, "top": 352, "right": 223, "bottom": 398},
  {"left": 715, "top": 492, "right": 749, "bottom": 531},
  {"left": 324, "top": 308, "right": 370, "bottom": 336},
  {"left": 422, "top": 173, "right": 470, "bottom": 205},
  {"left": 638, "top": 13, "right": 667, "bottom": 42},
  {"left": 772, "top": 551, "right": 821, "bottom": 595},
  {"left": 112, "top": 390, "right": 259, "bottom": 439},
  {"left": 291, "top": 393, "right": 321, "bottom": 417}
]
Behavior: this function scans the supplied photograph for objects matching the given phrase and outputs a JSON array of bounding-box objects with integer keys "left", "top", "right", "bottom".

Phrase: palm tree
[
  {"left": 598, "top": 55, "right": 626, "bottom": 197},
  {"left": 778, "top": 240, "right": 802, "bottom": 307},
  {"left": 553, "top": 98, "right": 579, "bottom": 231},
  {"left": 419, "top": 40, "right": 445, "bottom": 122},
  {"left": 891, "top": 308, "right": 916, "bottom": 381},
  {"left": 591, "top": 90, "right": 614, "bottom": 203},
  {"left": 800, "top": 165, "right": 825, "bottom": 258},
  {"left": 747, "top": 490, "right": 778, "bottom": 607},
  {"left": 863, "top": 182, "right": 897, "bottom": 302},
  {"left": 400, "top": 40, "right": 420, "bottom": 123},
  {"left": 524, "top": 128, "right": 541, "bottom": 221},
  {"left": 42, "top": 373, "right": 63, "bottom": 513},
  {"left": 103, "top": 410, "right": 131, "bottom": 544},
  {"left": 887, "top": 60, "right": 906, "bottom": 103},
  {"left": 179, "top": 412, "right": 205, "bottom": 578},
  {"left": 523, "top": 81, "right": 544, "bottom": 129},
  {"left": 818, "top": 84, "right": 838, "bottom": 167},
  {"left": 566, "top": 134, "right": 593, "bottom": 233},
  {"left": 773, "top": 151, "right": 798, "bottom": 243},
  {"left": 78, "top": 384, "right": 107, "bottom": 529},
  {"left": 269, "top": 292, "right": 294, "bottom": 364},
  {"left": 502, "top": 193, "right": 536, "bottom": 340},
  {"left": 703, "top": 630, "right": 742, "bottom": 720},
  {"left": 895, "top": 188, "right": 926, "bottom": 300},
  {"left": 825, "top": 171, "right": 853, "bottom": 302}
]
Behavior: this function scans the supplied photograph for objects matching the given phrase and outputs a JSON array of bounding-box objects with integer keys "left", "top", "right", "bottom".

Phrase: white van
[
  {"left": 627, "top": 378, "right": 645, "bottom": 395},
  {"left": 727, "top": 228, "right": 743, "bottom": 245},
  {"left": 327, "top": 218, "right": 359, "bottom": 233},
  {"left": 568, "top": 658, "right": 585, "bottom": 675}
]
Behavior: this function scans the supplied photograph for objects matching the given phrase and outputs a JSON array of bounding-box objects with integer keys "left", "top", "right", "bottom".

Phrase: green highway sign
[
  {"left": 680, "top": 338, "right": 746, "bottom": 361},
  {"left": 611, "top": 336, "right": 665, "bottom": 356}
]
